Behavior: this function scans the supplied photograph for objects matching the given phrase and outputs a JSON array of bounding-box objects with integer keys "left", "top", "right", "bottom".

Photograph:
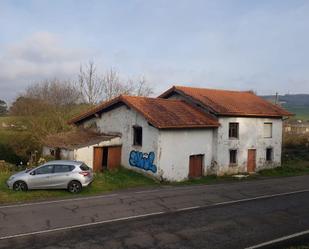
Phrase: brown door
[
  {"left": 247, "top": 149, "right": 256, "bottom": 173},
  {"left": 107, "top": 146, "right": 122, "bottom": 170},
  {"left": 189, "top": 155, "right": 203, "bottom": 178},
  {"left": 93, "top": 147, "right": 103, "bottom": 172}
]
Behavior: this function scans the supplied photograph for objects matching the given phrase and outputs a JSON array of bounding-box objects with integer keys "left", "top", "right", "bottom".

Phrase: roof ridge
[
  {"left": 174, "top": 85, "right": 253, "bottom": 93},
  {"left": 122, "top": 95, "right": 186, "bottom": 103}
]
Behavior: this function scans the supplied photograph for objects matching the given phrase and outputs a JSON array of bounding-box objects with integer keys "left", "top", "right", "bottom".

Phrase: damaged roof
[
  {"left": 159, "top": 86, "right": 293, "bottom": 117},
  {"left": 44, "top": 130, "right": 119, "bottom": 149},
  {"left": 69, "top": 95, "right": 219, "bottom": 129}
]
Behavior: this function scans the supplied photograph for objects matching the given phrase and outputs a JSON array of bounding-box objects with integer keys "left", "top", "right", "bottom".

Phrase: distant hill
[{"left": 261, "top": 94, "right": 309, "bottom": 121}]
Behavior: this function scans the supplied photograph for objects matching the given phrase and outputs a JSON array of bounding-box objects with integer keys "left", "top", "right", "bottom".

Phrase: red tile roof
[
  {"left": 69, "top": 95, "right": 219, "bottom": 129},
  {"left": 159, "top": 86, "right": 293, "bottom": 117}
]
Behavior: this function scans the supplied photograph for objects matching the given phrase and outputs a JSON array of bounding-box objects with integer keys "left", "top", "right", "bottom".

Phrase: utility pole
[{"left": 275, "top": 92, "right": 279, "bottom": 105}]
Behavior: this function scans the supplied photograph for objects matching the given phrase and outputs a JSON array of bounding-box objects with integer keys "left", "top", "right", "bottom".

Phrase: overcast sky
[{"left": 0, "top": 0, "right": 309, "bottom": 102}]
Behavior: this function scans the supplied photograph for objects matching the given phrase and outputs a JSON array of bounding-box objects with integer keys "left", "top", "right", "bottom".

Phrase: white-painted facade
[
  {"left": 44, "top": 94, "right": 285, "bottom": 181},
  {"left": 67, "top": 104, "right": 282, "bottom": 181},
  {"left": 212, "top": 117, "right": 282, "bottom": 175}
]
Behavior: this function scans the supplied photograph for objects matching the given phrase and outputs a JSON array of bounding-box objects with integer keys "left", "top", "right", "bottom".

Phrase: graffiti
[{"left": 129, "top": 150, "right": 157, "bottom": 173}]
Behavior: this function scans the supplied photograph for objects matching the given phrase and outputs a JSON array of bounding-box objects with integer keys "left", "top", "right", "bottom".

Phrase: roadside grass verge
[
  {"left": 0, "top": 167, "right": 158, "bottom": 204},
  {"left": 0, "top": 160, "right": 308, "bottom": 204},
  {"left": 173, "top": 159, "right": 309, "bottom": 185}
]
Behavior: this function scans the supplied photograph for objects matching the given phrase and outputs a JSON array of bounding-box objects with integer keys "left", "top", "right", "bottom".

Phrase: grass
[
  {"left": 0, "top": 167, "right": 158, "bottom": 204},
  {"left": 0, "top": 160, "right": 308, "bottom": 205},
  {"left": 258, "top": 160, "right": 309, "bottom": 177},
  {"left": 172, "top": 159, "right": 309, "bottom": 186},
  {"left": 284, "top": 105, "right": 309, "bottom": 121}
]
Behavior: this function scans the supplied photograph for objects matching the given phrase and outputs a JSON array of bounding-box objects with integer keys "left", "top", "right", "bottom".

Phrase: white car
[{"left": 7, "top": 160, "right": 94, "bottom": 193}]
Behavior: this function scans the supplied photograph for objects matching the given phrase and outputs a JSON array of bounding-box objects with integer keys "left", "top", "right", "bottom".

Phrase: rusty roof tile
[
  {"left": 159, "top": 86, "right": 293, "bottom": 117},
  {"left": 69, "top": 95, "right": 219, "bottom": 129}
]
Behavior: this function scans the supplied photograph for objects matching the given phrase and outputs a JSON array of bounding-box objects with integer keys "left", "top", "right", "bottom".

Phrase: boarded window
[
  {"left": 264, "top": 123, "right": 272, "bottom": 138},
  {"left": 266, "top": 148, "right": 273, "bottom": 161},
  {"left": 133, "top": 126, "right": 143, "bottom": 146},
  {"left": 229, "top": 123, "right": 239, "bottom": 139},
  {"left": 229, "top": 150, "right": 237, "bottom": 165}
]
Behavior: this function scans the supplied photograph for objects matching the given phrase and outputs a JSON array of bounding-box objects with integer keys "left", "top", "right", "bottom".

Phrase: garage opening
[
  {"left": 93, "top": 146, "right": 122, "bottom": 172},
  {"left": 189, "top": 154, "right": 204, "bottom": 178}
]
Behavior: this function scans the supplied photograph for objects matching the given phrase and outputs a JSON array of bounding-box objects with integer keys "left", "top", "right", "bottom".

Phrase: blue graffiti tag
[{"left": 129, "top": 150, "right": 157, "bottom": 173}]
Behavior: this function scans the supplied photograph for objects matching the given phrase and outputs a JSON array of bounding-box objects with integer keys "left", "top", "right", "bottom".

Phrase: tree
[
  {"left": 78, "top": 61, "right": 103, "bottom": 104},
  {"left": 0, "top": 100, "right": 8, "bottom": 116},
  {"left": 131, "top": 76, "right": 153, "bottom": 97},
  {"left": 24, "top": 79, "right": 81, "bottom": 106},
  {"left": 78, "top": 61, "right": 154, "bottom": 103}
]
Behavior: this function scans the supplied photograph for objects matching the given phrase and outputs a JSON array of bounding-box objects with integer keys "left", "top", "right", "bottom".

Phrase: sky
[{"left": 0, "top": 0, "right": 309, "bottom": 102}]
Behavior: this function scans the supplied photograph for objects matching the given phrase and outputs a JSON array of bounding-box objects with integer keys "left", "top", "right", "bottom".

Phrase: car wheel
[
  {"left": 68, "top": 181, "right": 82, "bottom": 193},
  {"left": 13, "top": 181, "right": 28, "bottom": 191}
]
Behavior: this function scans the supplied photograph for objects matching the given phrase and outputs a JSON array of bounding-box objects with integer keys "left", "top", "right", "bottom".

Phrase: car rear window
[
  {"left": 80, "top": 163, "right": 90, "bottom": 171},
  {"left": 54, "top": 165, "right": 75, "bottom": 173}
]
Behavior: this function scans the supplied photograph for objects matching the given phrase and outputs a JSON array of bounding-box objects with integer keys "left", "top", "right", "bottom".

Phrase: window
[
  {"left": 35, "top": 165, "right": 54, "bottom": 175},
  {"left": 54, "top": 165, "right": 74, "bottom": 173},
  {"left": 229, "top": 150, "right": 237, "bottom": 165},
  {"left": 229, "top": 123, "right": 239, "bottom": 139},
  {"left": 266, "top": 148, "right": 273, "bottom": 162},
  {"left": 264, "top": 122, "right": 272, "bottom": 138},
  {"left": 133, "top": 126, "right": 143, "bottom": 146},
  {"left": 50, "top": 149, "right": 55, "bottom": 156},
  {"left": 80, "top": 163, "right": 90, "bottom": 171}
]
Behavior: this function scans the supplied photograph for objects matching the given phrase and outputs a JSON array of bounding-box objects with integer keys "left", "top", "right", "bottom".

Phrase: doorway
[
  {"left": 93, "top": 146, "right": 122, "bottom": 172},
  {"left": 102, "top": 147, "right": 108, "bottom": 170},
  {"left": 247, "top": 149, "right": 256, "bottom": 173},
  {"left": 189, "top": 154, "right": 203, "bottom": 178}
]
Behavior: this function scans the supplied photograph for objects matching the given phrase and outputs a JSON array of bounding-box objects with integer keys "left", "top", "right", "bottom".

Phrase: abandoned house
[{"left": 43, "top": 86, "right": 292, "bottom": 181}]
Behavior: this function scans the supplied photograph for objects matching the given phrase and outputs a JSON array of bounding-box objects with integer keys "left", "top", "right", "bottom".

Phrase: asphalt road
[{"left": 0, "top": 175, "right": 309, "bottom": 249}]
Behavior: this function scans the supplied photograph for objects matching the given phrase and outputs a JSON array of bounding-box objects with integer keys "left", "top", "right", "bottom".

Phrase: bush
[{"left": 0, "top": 143, "right": 23, "bottom": 164}]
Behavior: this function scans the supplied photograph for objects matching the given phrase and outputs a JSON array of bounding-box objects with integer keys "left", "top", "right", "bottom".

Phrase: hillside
[{"left": 262, "top": 94, "right": 309, "bottom": 120}]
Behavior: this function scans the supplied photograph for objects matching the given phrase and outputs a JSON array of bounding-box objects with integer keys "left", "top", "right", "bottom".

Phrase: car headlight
[{"left": 8, "top": 176, "right": 15, "bottom": 181}]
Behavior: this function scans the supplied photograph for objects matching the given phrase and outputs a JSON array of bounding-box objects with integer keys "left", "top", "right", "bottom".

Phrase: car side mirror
[{"left": 30, "top": 171, "right": 36, "bottom": 176}]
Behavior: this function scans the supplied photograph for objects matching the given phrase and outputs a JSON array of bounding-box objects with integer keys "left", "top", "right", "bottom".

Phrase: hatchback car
[{"left": 6, "top": 160, "right": 94, "bottom": 193}]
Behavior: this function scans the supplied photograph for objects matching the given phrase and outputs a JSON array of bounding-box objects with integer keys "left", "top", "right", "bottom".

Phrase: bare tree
[
  {"left": 133, "top": 76, "right": 153, "bottom": 97},
  {"left": 24, "top": 79, "right": 81, "bottom": 106},
  {"left": 101, "top": 71, "right": 153, "bottom": 101},
  {"left": 78, "top": 61, "right": 103, "bottom": 104}
]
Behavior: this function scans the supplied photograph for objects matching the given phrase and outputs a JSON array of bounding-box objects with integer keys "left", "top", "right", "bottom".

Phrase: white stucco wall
[
  {"left": 82, "top": 105, "right": 161, "bottom": 178},
  {"left": 75, "top": 101, "right": 284, "bottom": 180},
  {"left": 42, "top": 146, "right": 74, "bottom": 160},
  {"left": 73, "top": 137, "right": 122, "bottom": 167},
  {"left": 157, "top": 129, "right": 214, "bottom": 181},
  {"left": 214, "top": 117, "right": 283, "bottom": 175}
]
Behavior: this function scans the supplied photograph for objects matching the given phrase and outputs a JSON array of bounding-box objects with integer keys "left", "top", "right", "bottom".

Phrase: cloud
[{"left": 0, "top": 32, "right": 92, "bottom": 102}]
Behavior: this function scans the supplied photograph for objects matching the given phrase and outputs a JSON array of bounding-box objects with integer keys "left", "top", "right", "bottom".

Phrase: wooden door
[
  {"left": 93, "top": 147, "right": 103, "bottom": 172},
  {"left": 189, "top": 155, "right": 203, "bottom": 178},
  {"left": 107, "top": 146, "right": 122, "bottom": 170},
  {"left": 247, "top": 149, "right": 256, "bottom": 173}
]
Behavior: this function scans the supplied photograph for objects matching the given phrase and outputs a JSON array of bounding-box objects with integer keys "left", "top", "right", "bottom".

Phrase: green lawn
[
  {"left": 284, "top": 105, "right": 309, "bottom": 121},
  {"left": 0, "top": 167, "right": 158, "bottom": 204}
]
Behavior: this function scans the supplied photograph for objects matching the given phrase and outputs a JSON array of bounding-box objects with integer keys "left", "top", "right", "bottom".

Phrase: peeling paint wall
[
  {"left": 157, "top": 129, "right": 214, "bottom": 181},
  {"left": 215, "top": 117, "right": 282, "bottom": 175},
  {"left": 83, "top": 105, "right": 161, "bottom": 178}
]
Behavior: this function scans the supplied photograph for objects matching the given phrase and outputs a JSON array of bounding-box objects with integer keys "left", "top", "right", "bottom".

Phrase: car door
[
  {"left": 49, "top": 165, "right": 74, "bottom": 189},
  {"left": 28, "top": 165, "right": 54, "bottom": 189}
]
